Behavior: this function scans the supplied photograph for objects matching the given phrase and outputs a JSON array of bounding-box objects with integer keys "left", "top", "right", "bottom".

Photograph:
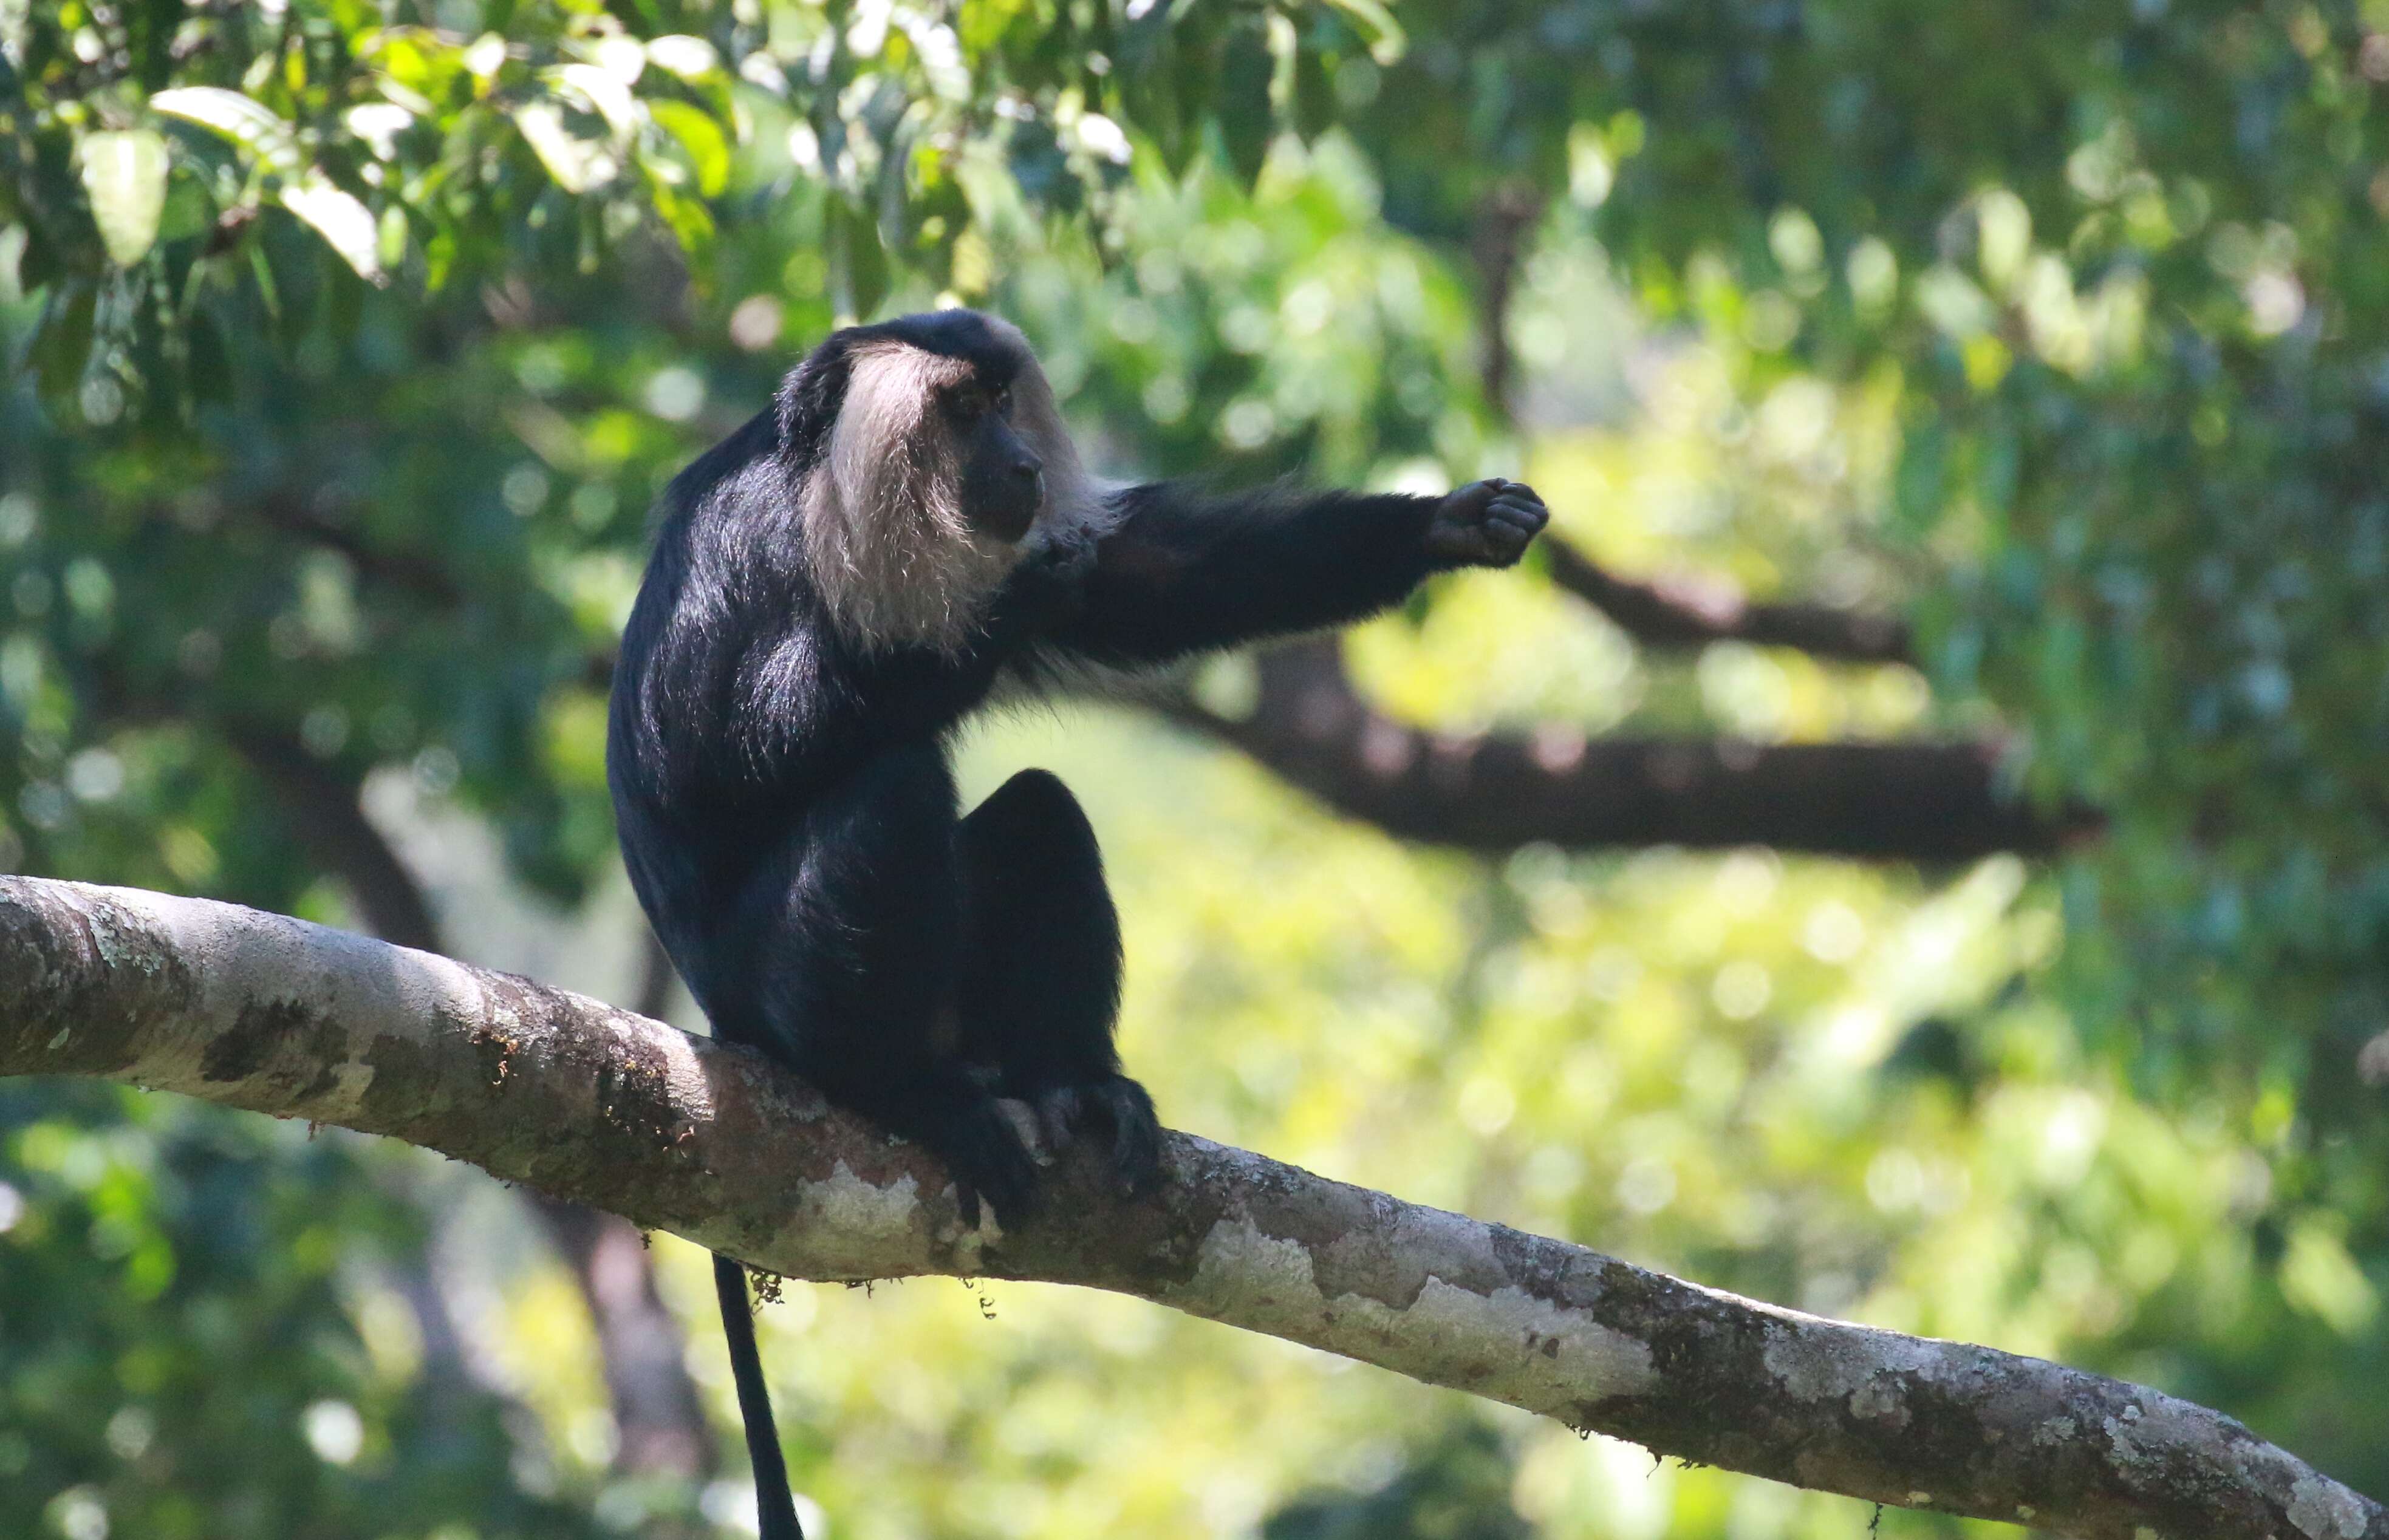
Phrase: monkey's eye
[
  {"left": 951, "top": 387, "right": 992, "bottom": 419},
  {"left": 993, "top": 386, "right": 1013, "bottom": 416}
]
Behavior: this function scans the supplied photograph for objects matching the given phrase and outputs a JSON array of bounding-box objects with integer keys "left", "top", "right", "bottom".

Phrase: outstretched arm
[{"left": 1041, "top": 478, "right": 1548, "bottom": 667}]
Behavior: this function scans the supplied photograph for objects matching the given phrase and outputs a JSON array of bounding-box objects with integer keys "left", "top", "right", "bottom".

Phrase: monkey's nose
[{"left": 1012, "top": 452, "right": 1043, "bottom": 482}]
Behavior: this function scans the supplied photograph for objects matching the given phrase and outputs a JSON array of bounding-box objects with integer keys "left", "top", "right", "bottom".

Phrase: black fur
[{"left": 606, "top": 311, "right": 1546, "bottom": 1540}]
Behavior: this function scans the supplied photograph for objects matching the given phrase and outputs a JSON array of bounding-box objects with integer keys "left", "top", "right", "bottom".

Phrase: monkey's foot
[
  {"left": 936, "top": 1094, "right": 1044, "bottom": 1230},
  {"left": 863, "top": 1074, "right": 1041, "bottom": 1231},
  {"left": 1030, "top": 1074, "right": 1162, "bottom": 1198}
]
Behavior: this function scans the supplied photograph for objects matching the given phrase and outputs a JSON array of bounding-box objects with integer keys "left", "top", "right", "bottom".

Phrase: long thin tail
[{"left": 713, "top": 1252, "right": 804, "bottom": 1540}]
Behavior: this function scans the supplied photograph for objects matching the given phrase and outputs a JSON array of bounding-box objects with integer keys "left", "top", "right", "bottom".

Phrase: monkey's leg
[
  {"left": 734, "top": 744, "right": 1041, "bottom": 1225},
  {"left": 957, "top": 769, "right": 1162, "bottom": 1195}
]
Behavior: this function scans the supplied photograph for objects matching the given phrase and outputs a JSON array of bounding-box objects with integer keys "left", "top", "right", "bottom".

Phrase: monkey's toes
[
  {"left": 942, "top": 1099, "right": 1044, "bottom": 1229},
  {"left": 1093, "top": 1075, "right": 1163, "bottom": 1198},
  {"left": 1029, "top": 1076, "right": 1161, "bottom": 1196},
  {"left": 1031, "top": 1085, "right": 1085, "bottom": 1154}
]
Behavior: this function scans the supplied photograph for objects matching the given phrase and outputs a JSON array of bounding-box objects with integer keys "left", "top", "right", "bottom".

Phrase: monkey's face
[{"left": 946, "top": 380, "right": 1045, "bottom": 543}]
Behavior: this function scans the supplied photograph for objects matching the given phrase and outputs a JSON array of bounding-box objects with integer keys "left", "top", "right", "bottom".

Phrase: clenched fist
[{"left": 1424, "top": 479, "right": 1549, "bottom": 569}]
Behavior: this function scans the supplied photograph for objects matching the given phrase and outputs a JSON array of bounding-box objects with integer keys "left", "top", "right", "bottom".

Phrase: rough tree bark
[
  {"left": 218, "top": 737, "right": 718, "bottom": 1482},
  {"left": 526, "top": 919, "right": 716, "bottom": 1482},
  {"left": 0, "top": 876, "right": 2371, "bottom": 1540}
]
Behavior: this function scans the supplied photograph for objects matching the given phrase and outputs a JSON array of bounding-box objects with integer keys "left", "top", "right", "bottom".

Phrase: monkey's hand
[
  {"left": 991, "top": 523, "right": 1099, "bottom": 636},
  {"left": 1424, "top": 478, "right": 1549, "bottom": 569}
]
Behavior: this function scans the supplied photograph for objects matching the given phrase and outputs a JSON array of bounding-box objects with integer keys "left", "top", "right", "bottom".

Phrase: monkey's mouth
[{"left": 971, "top": 475, "right": 1044, "bottom": 542}]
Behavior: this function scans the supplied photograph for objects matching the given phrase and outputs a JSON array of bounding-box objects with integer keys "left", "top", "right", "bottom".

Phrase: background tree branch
[
  {"left": 238, "top": 496, "right": 2062, "bottom": 864},
  {"left": 1542, "top": 540, "right": 1916, "bottom": 664},
  {"left": 224, "top": 727, "right": 447, "bottom": 953},
  {"left": 1463, "top": 184, "right": 1913, "bottom": 672},
  {"left": 0, "top": 874, "right": 2368, "bottom": 1540},
  {"left": 1164, "top": 640, "right": 2100, "bottom": 860}
]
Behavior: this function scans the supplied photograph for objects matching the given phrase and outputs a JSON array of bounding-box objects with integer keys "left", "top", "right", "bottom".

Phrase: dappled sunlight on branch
[{"left": 0, "top": 876, "right": 2371, "bottom": 1540}]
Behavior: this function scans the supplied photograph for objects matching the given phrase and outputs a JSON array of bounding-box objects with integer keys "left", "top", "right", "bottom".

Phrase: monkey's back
[{"left": 607, "top": 414, "right": 853, "bottom": 1032}]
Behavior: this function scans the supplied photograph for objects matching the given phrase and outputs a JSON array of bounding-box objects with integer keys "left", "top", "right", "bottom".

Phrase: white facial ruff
[{"left": 798, "top": 326, "right": 1104, "bottom": 654}]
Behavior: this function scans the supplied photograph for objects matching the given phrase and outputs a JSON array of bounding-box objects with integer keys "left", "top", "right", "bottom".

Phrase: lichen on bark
[{"left": 0, "top": 876, "right": 2377, "bottom": 1540}]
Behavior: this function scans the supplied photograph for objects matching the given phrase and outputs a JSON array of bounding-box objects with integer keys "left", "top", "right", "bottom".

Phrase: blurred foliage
[
  {"left": 0, "top": 1082, "right": 643, "bottom": 1538},
  {"left": 7, "top": 1, "right": 2389, "bottom": 1538}
]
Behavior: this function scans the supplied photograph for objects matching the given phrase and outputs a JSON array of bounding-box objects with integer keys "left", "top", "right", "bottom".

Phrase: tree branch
[
  {"left": 1167, "top": 640, "right": 2099, "bottom": 861},
  {"left": 214, "top": 737, "right": 718, "bottom": 1480},
  {"left": 249, "top": 490, "right": 465, "bottom": 608},
  {"left": 1543, "top": 541, "right": 1915, "bottom": 665},
  {"left": 0, "top": 875, "right": 2370, "bottom": 1540},
  {"left": 1468, "top": 182, "right": 1547, "bottom": 421},
  {"left": 219, "top": 494, "right": 1995, "bottom": 859},
  {"left": 1457, "top": 180, "right": 1909, "bottom": 670}
]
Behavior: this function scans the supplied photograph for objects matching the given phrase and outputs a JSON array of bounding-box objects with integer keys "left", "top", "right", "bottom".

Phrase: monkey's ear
[{"left": 774, "top": 341, "right": 857, "bottom": 471}]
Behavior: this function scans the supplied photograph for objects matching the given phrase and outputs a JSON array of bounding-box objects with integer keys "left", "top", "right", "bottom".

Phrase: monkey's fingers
[
  {"left": 1470, "top": 504, "right": 1548, "bottom": 566},
  {"left": 1487, "top": 492, "right": 1548, "bottom": 532}
]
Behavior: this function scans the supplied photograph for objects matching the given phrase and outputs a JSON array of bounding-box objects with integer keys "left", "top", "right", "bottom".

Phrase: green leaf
[
  {"left": 377, "top": 203, "right": 409, "bottom": 271},
  {"left": 33, "top": 282, "right": 97, "bottom": 403},
  {"left": 157, "top": 174, "right": 213, "bottom": 245},
  {"left": 13, "top": 217, "right": 60, "bottom": 291},
  {"left": 515, "top": 101, "right": 599, "bottom": 193},
  {"left": 647, "top": 100, "right": 729, "bottom": 199},
  {"left": 1320, "top": 0, "right": 1406, "bottom": 64},
  {"left": 644, "top": 35, "right": 722, "bottom": 81},
  {"left": 185, "top": 305, "right": 231, "bottom": 406},
  {"left": 278, "top": 174, "right": 384, "bottom": 283},
  {"left": 1119, "top": 40, "right": 1191, "bottom": 174},
  {"left": 78, "top": 129, "right": 171, "bottom": 267},
  {"left": 826, "top": 197, "right": 888, "bottom": 323},
  {"left": 556, "top": 63, "right": 638, "bottom": 138},
  {"left": 1291, "top": 46, "right": 1334, "bottom": 141},
  {"left": 647, "top": 179, "right": 716, "bottom": 251},
  {"left": 1217, "top": 22, "right": 1274, "bottom": 191},
  {"left": 149, "top": 87, "right": 301, "bottom": 174}
]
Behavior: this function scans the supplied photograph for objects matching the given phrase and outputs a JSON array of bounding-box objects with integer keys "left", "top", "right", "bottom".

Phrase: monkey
[{"left": 605, "top": 308, "right": 1548, "bottom": 1539}]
